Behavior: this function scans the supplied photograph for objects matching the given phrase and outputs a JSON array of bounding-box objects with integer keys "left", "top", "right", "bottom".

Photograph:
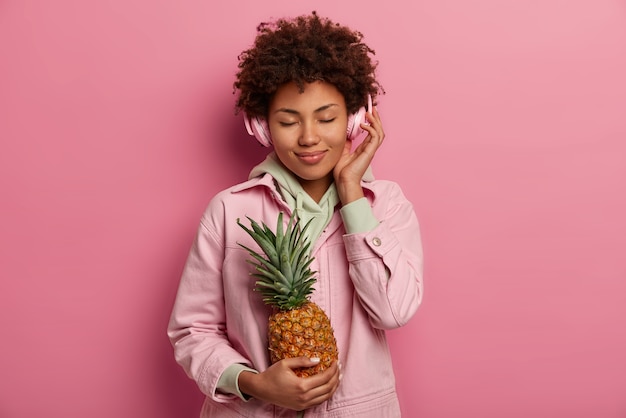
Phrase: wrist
[
  {"left": 336, "top": 181, "right": 364, "bottom": 205},
  {"left": 238, "top": 370, "right": 260, "bottom": 399}
]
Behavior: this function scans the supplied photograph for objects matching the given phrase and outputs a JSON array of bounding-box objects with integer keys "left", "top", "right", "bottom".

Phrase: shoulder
[
  {"left": 199, "top": 174, "right": 282, "bottom": 232},
  {"left": 364, "top": 179, "right": 418, "bottom": 222},
  {"left": 204, "top": 175, "right": 276, "bottom": 212},
  {"left": 364, "top": 179, "right": 408, "bottom": 203}
]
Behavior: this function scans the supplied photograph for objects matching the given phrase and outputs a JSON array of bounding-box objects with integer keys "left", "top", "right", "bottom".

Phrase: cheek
[
  {"left": 272, "top": 146, "right": 290, "bottom": 165},
  {"left": 270, "top": 133, "right": 293, "bottom": 153},
  {"left": 330, "top": 134, "right": 348, "bottom": 149},
  {"left": 321, "top": 124, "right": 348, "bottom": 145}
]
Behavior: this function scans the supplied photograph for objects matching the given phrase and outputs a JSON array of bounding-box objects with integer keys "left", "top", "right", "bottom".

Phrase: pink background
[{"left": 1, "top": 1, "right": 625, "bottom": 417}]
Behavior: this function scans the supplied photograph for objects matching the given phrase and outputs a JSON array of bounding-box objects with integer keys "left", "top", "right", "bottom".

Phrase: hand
[
  {"left": 333, "top": 107, "right": 385, "bottom": 204},
  {"left": 238, "top": 357, "right": 341, "bottom": 411}
]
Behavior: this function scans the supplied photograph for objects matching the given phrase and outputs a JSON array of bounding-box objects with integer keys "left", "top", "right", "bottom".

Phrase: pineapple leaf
[
  {"left": 249, "top": 216, "right": 276, "bottom": 246},
  {"left": 237, "top": 219, "right": 279, "bottom": 266},
  {"left": 237, "top": 211, "right": 318, "bottom": 310},
  {"left": 248, "top": 262, "right": 289, "bottom": 285},
  {"left": 275, "top": 212, "right": 284, "bottom": 257}
]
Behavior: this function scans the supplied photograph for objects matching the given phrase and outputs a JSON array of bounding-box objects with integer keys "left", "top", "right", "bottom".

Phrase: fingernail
[
  {"left": 339, "top": 373, "right": 344, "bottom": 381},
  {"left": 310, "top": 357, "right": 320, "bottom": 363}
]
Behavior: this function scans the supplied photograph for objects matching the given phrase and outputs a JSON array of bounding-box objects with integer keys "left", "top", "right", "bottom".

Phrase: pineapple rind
[{"left": 268, "top": 302, "right": 338, "bottom": 378}]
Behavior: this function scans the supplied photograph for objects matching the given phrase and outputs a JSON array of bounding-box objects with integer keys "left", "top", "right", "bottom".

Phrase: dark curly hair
[{"left": 234, "top": 11, "right": 383, "bottom": 117}]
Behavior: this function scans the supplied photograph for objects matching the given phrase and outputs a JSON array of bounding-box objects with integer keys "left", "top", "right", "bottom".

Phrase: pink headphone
[{"left": 244, "top": 95, "right": 373, "bottom": 147}]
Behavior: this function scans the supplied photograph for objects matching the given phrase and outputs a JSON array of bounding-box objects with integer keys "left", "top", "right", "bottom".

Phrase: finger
[
  {"left": 365, "top": 106, "right": 385, "bottom": 142},
  {"left": 295, "top": 363, "right": 340, "bottom": 407},
  {"left": 358, "top": 125, "right": 383, "bottom": 151},
  {"left": 365, "top": 106, "right": 381, "bottom": 124},
  {"left": 302, "top": 388, "right": 338, "bottom": 409},
  {"left": 282, "top": 356, "right": 322, "bottom": 370},
  {"left": 371, "top": 105, "right": 383, "bottom": 122},
  {"left": 362, "top": 113, "right": 382, "bottom": 135},
  {"left": 304, "top": 361, "right": 340, "bottom": 387}
]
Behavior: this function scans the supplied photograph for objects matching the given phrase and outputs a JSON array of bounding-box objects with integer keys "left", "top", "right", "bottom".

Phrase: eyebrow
[{"left": 273, "top": 103, "right": 339, "bottom": 115}]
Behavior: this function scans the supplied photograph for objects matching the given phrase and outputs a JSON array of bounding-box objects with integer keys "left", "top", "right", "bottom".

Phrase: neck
[{"left": 298, "top": 175, "right": 333, "bottom": 203}]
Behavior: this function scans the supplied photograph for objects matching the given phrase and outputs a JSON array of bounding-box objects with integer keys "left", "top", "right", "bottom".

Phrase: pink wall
[{"left": 1, "top": 1, "right": 625, "bottom": 417}]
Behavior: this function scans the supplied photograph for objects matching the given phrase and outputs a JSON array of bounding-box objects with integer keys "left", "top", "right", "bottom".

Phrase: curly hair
[{"left": 234, "top": 11, "right": 383, "bottom": 117}]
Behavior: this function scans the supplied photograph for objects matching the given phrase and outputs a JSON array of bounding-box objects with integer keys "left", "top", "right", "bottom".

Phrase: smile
[{"left": 295, "top": 150, "right": 327, "bottom": 164}]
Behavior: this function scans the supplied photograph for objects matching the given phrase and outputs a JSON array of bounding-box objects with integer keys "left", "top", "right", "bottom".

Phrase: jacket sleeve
[
  {"left": 167, "top": 214, "right": 253, "bottom": 401},
  {"left": 342, "top": 183, "right": 424, "bottom": 330}
]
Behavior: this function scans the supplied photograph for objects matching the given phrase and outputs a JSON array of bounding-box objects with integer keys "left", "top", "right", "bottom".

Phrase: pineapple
[{"left": 237, "top": 211, "right": 338, "bottom": 377}]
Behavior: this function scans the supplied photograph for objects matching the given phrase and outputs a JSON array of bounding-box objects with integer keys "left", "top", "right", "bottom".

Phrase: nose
[{"left": 298, "top": 121, "right": 320, "bottom": 146}]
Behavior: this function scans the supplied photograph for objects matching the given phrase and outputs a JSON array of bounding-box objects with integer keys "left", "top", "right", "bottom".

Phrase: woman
[{"left": 168, "top": 11, "right": 424, "bottom": 417}]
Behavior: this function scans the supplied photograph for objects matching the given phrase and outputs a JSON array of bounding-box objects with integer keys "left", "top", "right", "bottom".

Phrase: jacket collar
[{"left": 230, "top": 173, "right": 378, "bottom": 203}]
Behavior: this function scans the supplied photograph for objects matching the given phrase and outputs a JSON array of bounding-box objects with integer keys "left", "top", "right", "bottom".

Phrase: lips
[{"left": 295, "top": 150, "right": 327, "bottom": 164}]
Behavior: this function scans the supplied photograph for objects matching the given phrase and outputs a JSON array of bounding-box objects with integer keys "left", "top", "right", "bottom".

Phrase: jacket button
[{"left": 372, "top": 237, "right": 382, "bottom": 246}]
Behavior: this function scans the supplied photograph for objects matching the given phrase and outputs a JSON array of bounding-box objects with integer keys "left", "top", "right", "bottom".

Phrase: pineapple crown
[{"left": 237, "top": 212, "right": 317, "bottom": 310}]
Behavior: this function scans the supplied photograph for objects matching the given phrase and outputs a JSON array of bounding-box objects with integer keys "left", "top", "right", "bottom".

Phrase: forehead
[{"left": 270, "top": 81, "right": 346, "bottom": 112}]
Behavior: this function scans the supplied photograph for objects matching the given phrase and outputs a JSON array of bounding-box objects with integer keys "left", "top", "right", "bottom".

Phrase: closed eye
[{"left": 320, "top": 118, "right": 336, "bottom": 123}]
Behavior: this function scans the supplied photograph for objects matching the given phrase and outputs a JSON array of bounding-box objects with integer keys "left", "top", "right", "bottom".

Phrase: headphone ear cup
[
  {"left": 347, "top": 107, "right": 366, "bottom": 141},
  {"left": 244, "top": 113, "right": 272, "bottom": 147},
  {"left": 346, "top": 94, "right": 373, "bottom": 141}
]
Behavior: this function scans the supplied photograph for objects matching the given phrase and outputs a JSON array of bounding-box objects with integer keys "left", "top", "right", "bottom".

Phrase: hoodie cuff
[
  {"left": 340, "top": 197, "right": 379, "bottom": 234},
  {"left": 216, "top": 364, "right": 259, "bottom": 401}
]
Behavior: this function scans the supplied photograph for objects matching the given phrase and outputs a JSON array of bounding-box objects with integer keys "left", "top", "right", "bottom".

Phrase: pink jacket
[{"left": 168, "top": 174, "right": 424, "bottom": 417}]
